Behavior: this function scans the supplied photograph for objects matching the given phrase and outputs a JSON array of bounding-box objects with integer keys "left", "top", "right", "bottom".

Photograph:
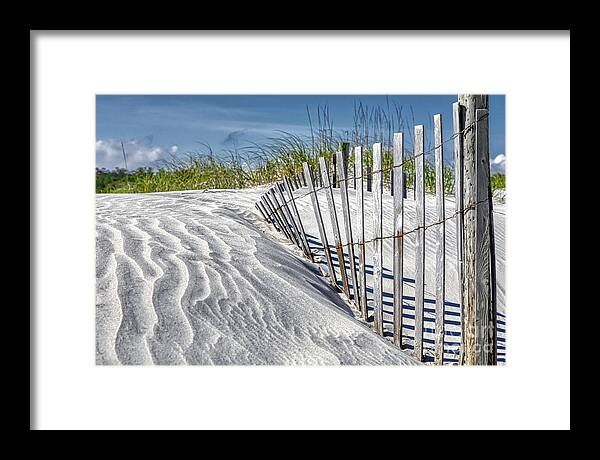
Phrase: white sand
[
  {"left": 96, "top": 184, "right": 505, "bottom": 365},
  {"left": 96, "top": 188, "right": 422, "bottom": 365}
]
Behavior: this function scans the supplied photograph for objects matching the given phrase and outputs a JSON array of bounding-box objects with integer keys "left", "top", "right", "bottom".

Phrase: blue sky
[{"left": 96, "top": 95, "right": 505, "bottom": 171}]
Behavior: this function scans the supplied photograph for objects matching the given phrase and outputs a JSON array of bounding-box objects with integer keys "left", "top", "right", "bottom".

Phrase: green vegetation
[
  {"left": 97, "top": 103, "right": 505, "bottom": 194},
  {"left": 491, "top": 173, "right": 506, "bottom": 191}
]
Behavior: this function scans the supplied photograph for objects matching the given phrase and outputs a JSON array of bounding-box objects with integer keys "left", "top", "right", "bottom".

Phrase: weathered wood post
[
  {"left": 303, "top": 162, "right": 338, "bottom": 285},
  {"left": 355, "top": 146, "right": 368, "bottom": 320},
  {"left": 414, "top": 125, "right": 426, "bottom": 361},
  {"left": 453, "top": 101, "right": 466, "bottom": 364},
  {"left": 319, "top": 156, "right": 351, "bottom": 298},
  {"left": 434, "top": 114, "right": 446, "bottom": 365},
  {"left": 372, "top": 143, "right": 384, "bottom": 336},
  {"left": 392, "top": 133, "right": 405, "bottom": 347},
  {"left": 337, "top": 143, "right": 360, "bottom": 309},
  {"left": 459, "top": 94, "right": 497, "bottom": 365}
]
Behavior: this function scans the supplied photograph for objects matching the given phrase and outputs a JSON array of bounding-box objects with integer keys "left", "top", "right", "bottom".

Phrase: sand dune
[{"left": 96, "top": 188, "right": 421, "bottom": 365}]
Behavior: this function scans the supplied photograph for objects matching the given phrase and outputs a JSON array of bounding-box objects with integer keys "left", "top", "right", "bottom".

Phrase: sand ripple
[{"left": 96, "top": 189, "right": 419, "bottom": 365}]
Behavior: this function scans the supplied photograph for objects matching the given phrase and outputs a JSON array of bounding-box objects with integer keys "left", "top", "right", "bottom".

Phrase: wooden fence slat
[
  {"left": 414, "top": 125, "right": 426, "bottom": 361},
  {"left": 266, "top": 190, "right": 290, "bottom": 239},
  {"left": 453, "top": 102, "right": 465, "bottom": 363},
  {"left": 269, "top": 188, "right": 295, "bottom": 243},
  {"left": 272, "top": 186, "right": 296, "bottom": 244},
  {"left": 319, "top": 156, "right": 350, "bottom": 298},
  {"left": 261, "top": 200, "right": 273, "bottom": 224},
  {"left": 260, "top": 196, "right": 276, "bottom": 229},
  {"left": 487, "top": 164, "right": 498, "bottom": 366},
  {"left": 355, "top": 146, "right": 368, "bottom": 320},
  {"left": 254, "top": 203, "right": 268, "bottom": 222},
  {"left": 284, "top": 176, "right": 314, "bottom": 262},
  {"left": 392, "top": 133, "right": 405, "bottom": 347},
  {"left": 262, "top": 195, "right": 282, "bottom": 234},
  {"left": 256, "top": 202, "right": 269, "bottom": 222},
  {"left": 275, "top": 183, "right": 302, "bottom": 249},
  {"left": 337, "top": 143, "right": 360, "bottom": 309},
  {"left": 372, "top": 142, "right": 384, "bottom": 336},
  {"left": 303, "top": 162, "right": 339, "bottom": 286},
  {"left": 278, "top": 181, "right": 302, "bottom": 246},
  {"left": 257, "top": 200, "right": 268, "bottom": 223},
  {"left": 474, "top": 108, "right": 496, "bottom": 365},
  {"left": 434, "top": 114, "right": 446, "bottom": 365},
  {"left": 332, "top": 152, "right": 337, "bottom": 188}
]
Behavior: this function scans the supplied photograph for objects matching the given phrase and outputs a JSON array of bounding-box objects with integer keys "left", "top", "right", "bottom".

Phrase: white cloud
[
  {"left": 492, "top": 154, "right": 506, "bottom": 165},
  {"left": 491, "top": 154, "right": 506, "bottom": 173},
  {"left": 96, "top": 138, "right": 173, "bottom": 170}
]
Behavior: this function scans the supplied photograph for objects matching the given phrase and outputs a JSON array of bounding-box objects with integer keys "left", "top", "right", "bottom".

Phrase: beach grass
[{"left": 97, "top": 102, "right": 505, "bottom": 194}]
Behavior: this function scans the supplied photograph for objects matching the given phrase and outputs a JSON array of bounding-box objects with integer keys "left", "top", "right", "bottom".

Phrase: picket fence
[{"left": 255, "top": 97, "right": 499, "bottom": 365}]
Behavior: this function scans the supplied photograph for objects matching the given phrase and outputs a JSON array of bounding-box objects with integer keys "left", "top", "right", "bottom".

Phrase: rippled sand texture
[{"left": 96, "top": 188, "right": 420, "bottom": 365}]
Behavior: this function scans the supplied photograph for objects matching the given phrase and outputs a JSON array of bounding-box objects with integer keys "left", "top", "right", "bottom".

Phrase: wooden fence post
[
  {"left": 319, "top": 156, "right": 351, "bottom": 298},
  {"left": 355, "top": 146, "right": 368, "bottom": 320},
  {"left": 459, "top": 95, "right": 496, "bottom": 365},
  {"left": 392, "top": 133, "right": 405, "bottom": 347},
  {"left": 453, "top": 101, "right": 466, "bottom": 363},
  {"left": 337, "top": 143, "right": 360, "bottom": 309},
  {"left": 434, "top": 114, "right": 446, "bottom": 365},
  {"left": 414, "top": 125, "right": 426, "bottom": 361},
  {"left": 475, "top": 108, "right": 496, "bottom": 365},
  {"left": 303, "top": 162, "right": 339, "bottom": 287},
  {"left": 372, "top": 142, "right": 384, "bottom": 336}
]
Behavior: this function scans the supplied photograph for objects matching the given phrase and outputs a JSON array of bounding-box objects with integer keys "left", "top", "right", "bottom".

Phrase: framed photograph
[{"left": 31, "top": 30, "right": 570, "bottom": 430}]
